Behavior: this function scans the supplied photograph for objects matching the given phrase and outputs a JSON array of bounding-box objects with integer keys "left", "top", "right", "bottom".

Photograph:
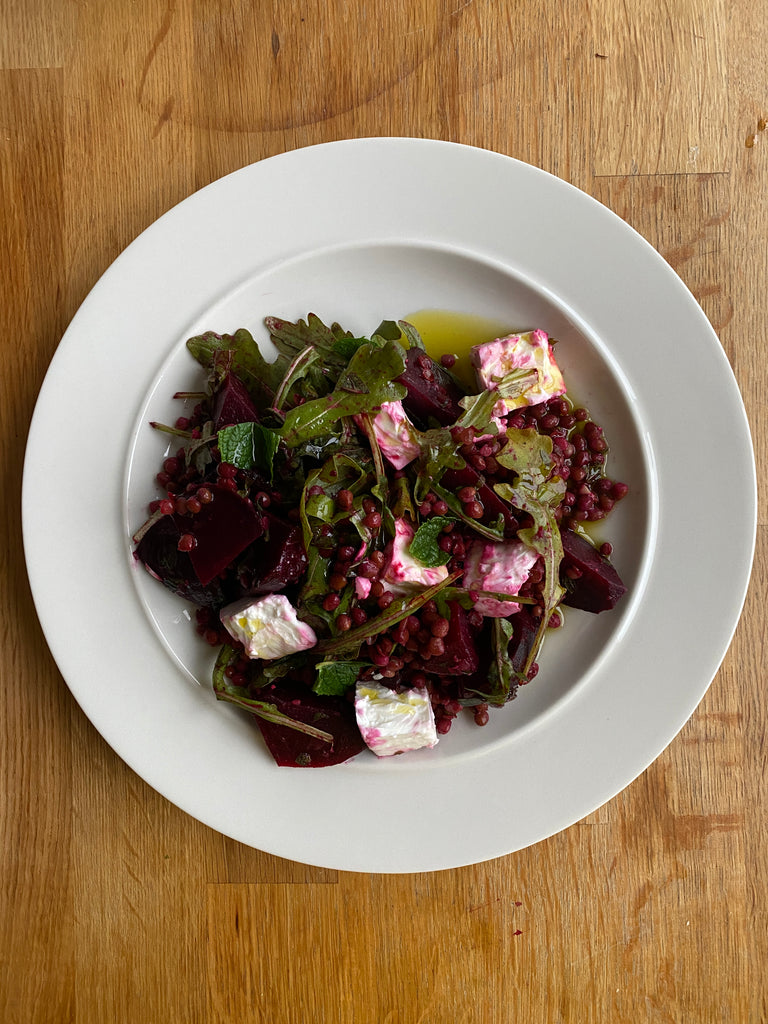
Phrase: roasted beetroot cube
[
  {"left": 254, "top": 682, "right": 366, "bottom": 767},
  {"left": 233, "top": 513, "right": 308, "bottom": 594},
  {"left": 212, "top": 372, "right": 260, "bottom": 429},
  {"left": 425, "top": 601, "right": 479, "bottom": 675},
  {"left": 183, "top": 484, "right": 266, "bottom": 586},
  {"left": 396, "top": 347, "right": 466, "bottom": 427},
  {"left": 134, "top": 515, "right": 226, "bottom": 607},
  {"left": 559, "top": 528, "right": 627, "bottom": 613}
]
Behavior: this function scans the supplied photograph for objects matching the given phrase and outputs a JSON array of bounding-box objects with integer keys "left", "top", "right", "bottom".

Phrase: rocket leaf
[{"left": 279, "top": 341, "right": 407, "bottom": 447}]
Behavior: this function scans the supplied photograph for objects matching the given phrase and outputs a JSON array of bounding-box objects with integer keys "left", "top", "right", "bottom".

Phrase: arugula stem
[
  {"left": 149, "top": 421, "right": 193, "bottom": 438},
  {"left": 318, "top": 570, "right": 462, "bottom": 656},
  {"left": 272, "top": 345, "right": 320, "bottom": 413}
]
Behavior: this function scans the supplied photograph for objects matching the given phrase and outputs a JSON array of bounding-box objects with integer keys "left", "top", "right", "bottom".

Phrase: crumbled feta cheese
[
  {"left": 354, "top": 682, "right": 438, "bottom": 757},
  {"left": 219, "top": 593, "right": 317, "bottom": 660},
  {"left": 382, "top": 517, "right": 449, "bottom": 594},
  {"left": 471, "top": 330, "right": 566, "bottom": 413},
  {"left": 462, "top": 538, "right": 539, "bottom": 617},
  {"left": 355, "top": 576, "right": 372, "bottom": 600},
  {"left": 355, "top": 401, "right": 421, "bottom": 470}
]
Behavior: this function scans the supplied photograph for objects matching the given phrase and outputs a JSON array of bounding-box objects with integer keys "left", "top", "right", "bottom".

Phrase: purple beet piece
[
  {"left": 424, "top": 601, "right": 479, "bottom": 675},
  {"left": 441, "top": 465, "right": 520, "bottom": 536},
  {"left": 134, "top": 515, "right": 225, "bottom": 607},
  {"left": 212, "top": 372, "right": 260, "bottom": 429},
  {"left": 559, "top": 528, "right": 627, "bottom": 613},
  {"left": 185, "top": 484, "right": 266, "bottom": 586},
  {"left": 396, "top": 347, "right": 466, "bottom": 427},
  {"left": 507, "top": 607, "right": 539, "bottom": 675},
  {"left": 233, "top": 513, "right": 308, "bottom": 594},
  {"left": 253, "top": 682, "right": 366, "bottom": 767}
]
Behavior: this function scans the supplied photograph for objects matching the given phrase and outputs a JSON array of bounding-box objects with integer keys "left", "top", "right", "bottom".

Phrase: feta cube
[
  {"left": 355, "top": 400, "right": 421, "bottom": 470},
  {"left": 382, "top": 517, "right": 450, "bottom": 594},
  {"left": 462, "top": 538, "right": 539, "bottom": 617},
  {"left": 219, "top": 593, "right": 317, "bottom": 660},
  {"left": 471, "top": 330, "right": 566, "bottom": 413},
  {"left": 354, "top": 682, "right": 438, "bottom": 757}
]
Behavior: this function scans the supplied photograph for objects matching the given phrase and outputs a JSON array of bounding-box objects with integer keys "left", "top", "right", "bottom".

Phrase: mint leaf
[
  {"left": 409, "top": 516, "right": 454, "bottom": 567},
  {"left": 218, "top": 421, "right": 280, "bottom": 480},
  {"left": 313, "top": 660, "right": 369, "bottom": 696},
  {"left": 332, "top": 336, "right": 368, "bottom": 360}
]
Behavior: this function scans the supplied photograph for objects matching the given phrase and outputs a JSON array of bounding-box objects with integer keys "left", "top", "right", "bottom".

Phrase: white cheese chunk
[
  {"left": 354, "top": 682, "right": 438, "bottom": 757},
  {"left": 471, "top": 330, "right": 566, "bottom": 413},
  {"left": 219, "top": 593, "right": 317, "bottom": 660},
  {"left": 382, "top": 517, "right": 449, "bottom": 594},
  {"left": 356, "top": 400, "right": 421, "bottom": 470},
  {"left": 462, "top": 538, "right": 539, "bottom": 617}
]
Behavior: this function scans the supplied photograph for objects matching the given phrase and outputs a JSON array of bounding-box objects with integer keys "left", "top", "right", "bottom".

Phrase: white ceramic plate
[{"left": 23, "top": 139, "right": 756, "bottom": 872}]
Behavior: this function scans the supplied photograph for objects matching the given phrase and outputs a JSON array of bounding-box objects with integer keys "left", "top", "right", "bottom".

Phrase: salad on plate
[{"left": 132, "top": 314, "right": 628, "bottom": 767}]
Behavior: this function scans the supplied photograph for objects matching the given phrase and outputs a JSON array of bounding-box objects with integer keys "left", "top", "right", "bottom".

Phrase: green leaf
[
  {"left": 218, "top": 421, "right": 281, "bottom": 481},
  {"left": 412, "top": 427, "right": 464, "bottom": 505},
  {"left": 296, "top": 448, "right": 378, "bottom": 630},
  {"left": 313, "top": 660, "right": 369, "bottom": 696},
  {"left": 271, "top": 345, "right": 325, "bottom": 412},
  {"left": 397, "top": 319, "right": 426, "bottom": 350},
  {"left": 390, "top": 473, "right": 417, "bottom": 521},
  {"left": 456, "top": 367, "right": 539, "bottom": 431},
  {"left": 332, "top": 336, "right": 368, "bottom": 361},
  {"left": 265, "top": 314, "right": 357, "bottom": 367},
  {"left": 465, "top": 618, "right": 518, "bottom": 707},
  {"left": 431, "top": 482, "right": 507, "bottom": 542},
  {"left": 187, "top": 328, "right": 288, "bottom": 408},
  {"left": 372, "top": 319, "right": 403, "bottom": 342},
  {"left": 492, "top": 427, "right": 569, "bottom": 674},
  {"left": 409, "top": 516, "right": 454, "bottom": 567},
  {"left": 279, "top": 341, "right": 407, "bottom": 447}
]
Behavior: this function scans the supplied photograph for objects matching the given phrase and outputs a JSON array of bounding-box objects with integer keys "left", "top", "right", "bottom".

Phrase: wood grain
[{"left": 1, "top": 0, "right": 766, "bottom": 1021}]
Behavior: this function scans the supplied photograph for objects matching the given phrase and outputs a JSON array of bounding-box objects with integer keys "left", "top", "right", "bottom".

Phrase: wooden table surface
[{"left": 2, "top": 1, "right": 766, "bottom": 1020}]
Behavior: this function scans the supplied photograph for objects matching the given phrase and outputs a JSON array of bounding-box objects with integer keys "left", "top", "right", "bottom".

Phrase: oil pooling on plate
[{"left": 401, "top": 309, "right": 514, "bottom": 388}]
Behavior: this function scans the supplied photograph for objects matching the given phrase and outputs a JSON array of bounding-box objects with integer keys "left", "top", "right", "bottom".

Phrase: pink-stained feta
[
  {"left": 354, "top": 681, "right": 438, "bottom": 757},
  {"left": 471, "top": 330, "right": 566, "bottom": 413},
  {"left": 462, "top": 538, "right": 539, "bottom": 617},
  {"left": 219, "top": 593, "right": 317, "bottom": 660},
  {"left": 355, "top": 576, "right": 372, "bottom": 600},
  {"left": 355, "top": 401, "right": 421, "bottom": 470},
  {"left": 382, "top": 517, "right": 450, "bottom": 594}
]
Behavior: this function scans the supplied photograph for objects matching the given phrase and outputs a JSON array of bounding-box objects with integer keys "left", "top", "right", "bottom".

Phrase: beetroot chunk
[
  {"left": 233, "top": 513, "right": 308, "bottom": 594},
  {"left": 186, "top": 484, "right": 266, "bottom": 585},
  {"left": 396, "top": 347, "right": 466, "bottom": 427},
  {"left": 424, "top": 601, "right": 479, "bottom": 675},
  {"left": 134, "top": 515, "right": 225, "bottom": 607},
  {"left": 559, "top": 528, "right": 627, "bottom": 613},
  {"left": 254, "top": 682, "right": 366, "bottom": 767},
  {"left": 212, "top": 372, "right": 260, "bottom": 429}
]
